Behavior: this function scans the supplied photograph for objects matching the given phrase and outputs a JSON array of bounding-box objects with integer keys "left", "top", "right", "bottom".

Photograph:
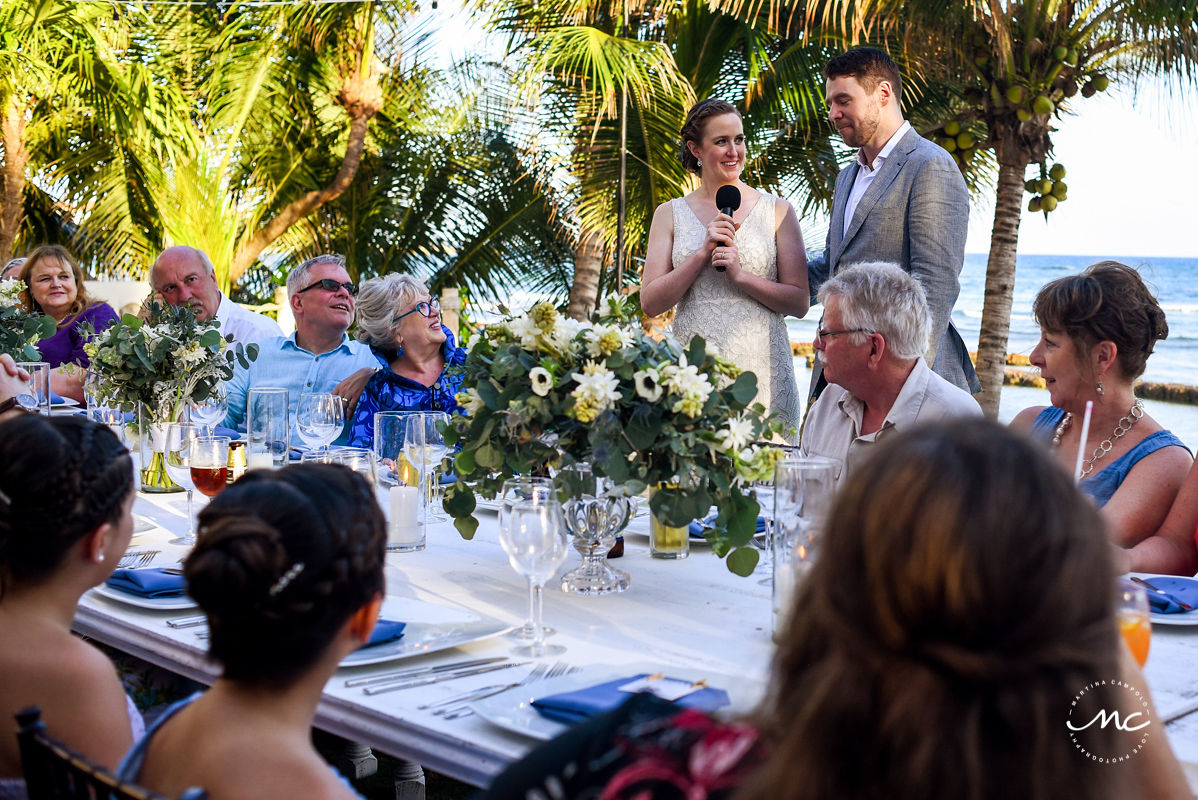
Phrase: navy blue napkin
[
  {"left": 1141, "top": 576, "right": 1198, "bottom": 615},
  {"left": 213, "top": 426, "right": 241, "bottom": 439},
  {"left": 106, "top": 568, "right": 187, "bottom": 598},
  {"left": 359, "top": 619, "right": 407, "bottom": 649},
  {"left": 49, "top": 391, "right": 66, "bottom": 405},
  {"left": 688, "top": 515, "right": 767, "bottom": 540},
  {"left": 532, "top": 674, "right": 730, "bottom": 725}
]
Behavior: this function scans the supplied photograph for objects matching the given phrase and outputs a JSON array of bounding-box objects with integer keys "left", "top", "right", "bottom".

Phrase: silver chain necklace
[{"left": 1051, "top": 399, "right": 1145, "bottom": 478}]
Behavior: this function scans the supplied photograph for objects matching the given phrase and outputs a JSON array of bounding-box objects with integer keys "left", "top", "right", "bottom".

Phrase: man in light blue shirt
[{"left": 223, "top": 255, "right": 378, "bottom": 445}]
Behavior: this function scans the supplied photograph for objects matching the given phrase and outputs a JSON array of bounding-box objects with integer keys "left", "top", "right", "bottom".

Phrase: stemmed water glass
[
  {"left": 296, "top": 392, "right": 343, "bottom": 459},
  {"left": 164, "top": 422, "right": 201, "bottom": 545},
  {"left": 403, "top": 412, "right": 449, "bottom": 528},
  {"left": 499, "top": 495, "right": 569, "bottom": 657},
  {"left": 188, "top": 387, "right": 227, "bottom": 436},
  {"left": 499, "top": 477, "right": 557, "bottom": 641}
]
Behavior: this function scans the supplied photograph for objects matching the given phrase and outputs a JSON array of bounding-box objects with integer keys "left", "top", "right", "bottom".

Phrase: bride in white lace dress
[{"left": 642, "top": 99, "right": 810, "bottom": 439}]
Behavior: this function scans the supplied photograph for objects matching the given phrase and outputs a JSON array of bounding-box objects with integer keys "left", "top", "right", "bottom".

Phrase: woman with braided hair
[
  {"left": 116, "top": 464, "right": 386, "bottom": 800},
  {"left": 483, "top": 420, "right": 1189, "bottom": 799},
  {"left": 0, "top": 415, "right": 141, "bottom": 798}
]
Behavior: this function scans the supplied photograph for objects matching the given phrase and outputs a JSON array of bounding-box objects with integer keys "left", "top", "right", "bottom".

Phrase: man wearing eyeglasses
[
  {"left": 221, "top": 254, "right": 379, "bottom": 445},
  {"left": 800, "top": 262, "right": 980, "bottom": 488},
  {"left": 150, "top": 246, "right": 283, "bottom": 346}
]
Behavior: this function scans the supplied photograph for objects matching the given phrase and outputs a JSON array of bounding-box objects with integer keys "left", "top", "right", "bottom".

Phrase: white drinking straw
[{"left": 1073, "top": 400, "right": 1094, "bottom": 484}]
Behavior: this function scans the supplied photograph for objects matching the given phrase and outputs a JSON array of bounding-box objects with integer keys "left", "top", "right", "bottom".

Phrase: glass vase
[
  {"left": 558, "top": 463, "right": 631, "bottom": 595},
  {"left": 137, "top": 403, "right": 184, "bottom": 493}
]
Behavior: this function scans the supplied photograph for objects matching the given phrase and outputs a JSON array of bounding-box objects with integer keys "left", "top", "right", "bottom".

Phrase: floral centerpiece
[
  {"left": 85, "top": 302, "right": 258, "bottom": 490},
  {"left": 442, "top": 295, "right": 782, "bottom": 576},
  {"left": 0, "top": 278, "right": 55, "bottom": 361}
]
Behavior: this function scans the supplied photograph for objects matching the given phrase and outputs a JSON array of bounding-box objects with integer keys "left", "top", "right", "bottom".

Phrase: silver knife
[
  {"left": 344, "top": 657, "right": 508, "bottom": 688},
  {"left": 362, "top": 662, "right": 527, "bottom": 696},
  {"left": 166, "top": 614, "right": 207, "bottom": 629}
]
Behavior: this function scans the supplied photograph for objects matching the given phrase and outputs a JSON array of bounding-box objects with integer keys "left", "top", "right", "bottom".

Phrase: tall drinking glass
[
  {"left": 191, "top": 436, "right": 231, "bottom": 500},
  {"left": 772, "top": 456, "right": 838, "bottom": 638},
  {"left": 247, "top": 387, "right": 288, "bottom": 470},
  {"left": 16, "top": 362, "right": 50, "bottom": 415},
  {"left": 189, "top": 386, "right": 227, "bottom": 436},
  {"left": 85, "top": 372, "right": 128, "bottom": 448},
  {"left": 403, "top": 412, "right": 449, "bottom": 530},
  {"left": 324, "top": 446, "right": 378, "bottom": 484},
  {"left": 499, "top": 477, "right": 556, "bottom": 641},
  {"left": 499, "top": 497, "right": 569, "bottom": 657},
  {"left": 1118, "top": 579, "right": 1151, "bottom": 666},
  {"left": 296, "top": 392, "right": 343, "bottom": 458},
  {"left": 375, "top": 411, "right": 423, "bottom": 552},
  {"left": 164, "top": 423, "right": 202, "bottom": 545}
]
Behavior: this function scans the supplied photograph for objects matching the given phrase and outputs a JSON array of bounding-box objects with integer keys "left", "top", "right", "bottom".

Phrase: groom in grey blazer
[{"left": 808, "top": 47, "right": 980, "bottom": 400}]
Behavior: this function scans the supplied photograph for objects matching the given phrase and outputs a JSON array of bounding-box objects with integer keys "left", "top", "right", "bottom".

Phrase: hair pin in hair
[
  {"left": 269, "top": 562, "right": 305, "bottom": 596},
  {"left": 0, "top": 487, "right": 10, "bottom": 512}
]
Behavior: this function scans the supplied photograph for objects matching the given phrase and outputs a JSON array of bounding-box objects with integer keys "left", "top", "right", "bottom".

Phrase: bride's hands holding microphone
[{"left": 706, "top": 212, "right": 741, "bottom": 280}]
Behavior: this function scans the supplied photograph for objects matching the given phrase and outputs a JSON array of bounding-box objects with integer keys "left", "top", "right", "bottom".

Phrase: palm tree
[
  {"left": 474, "top": 0, "right": 844, "bottom": 318},
  {"left": 0, "top": 0, "right": 177, "bottom": 266}
]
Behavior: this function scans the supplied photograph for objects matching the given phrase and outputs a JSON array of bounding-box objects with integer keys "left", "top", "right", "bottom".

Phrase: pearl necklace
[{"left": 1051, "top": 399, "right": 1145, "bottom": 478}]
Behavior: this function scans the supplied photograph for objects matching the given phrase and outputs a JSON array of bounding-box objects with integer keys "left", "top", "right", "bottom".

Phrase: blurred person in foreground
[
  {"left": 481, "top": 420, "right": 1190, "bottom": 800},
  {"left": 347, "top": 273, "right": 466, "bottom": 448},
  {"left": 0, "top": 416, "right": 142, "bottom": 796},
  {"left": 799, "top": 261, "right": 979, "bottom": 488},
  {"left": 116, "top": 464, "right": 385, "bottom": 799},
  {"left": 1011, "top": 261, "right": 1191, "bottom": 572},
  {"left": 18, "top": 244, "right": 118, "bottom": 402},
  {"left": 150, "top": 246, "right": 282, "bottom": 347}
]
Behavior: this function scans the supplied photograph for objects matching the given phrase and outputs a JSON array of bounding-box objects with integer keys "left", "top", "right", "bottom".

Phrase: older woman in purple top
[{"left": 18, "top": 245, "right": 118, "bottom": 402}]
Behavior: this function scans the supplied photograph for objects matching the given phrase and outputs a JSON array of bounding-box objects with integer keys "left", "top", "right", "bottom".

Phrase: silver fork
[
  {"left": 438, "top": 661, "right": 569, "bottom": 720},
  {"left": 426, "top": 662, "right": 551, "bottom": 715},
  {"left": 117, "top": 549, "right": 160, "bottom": 569}
]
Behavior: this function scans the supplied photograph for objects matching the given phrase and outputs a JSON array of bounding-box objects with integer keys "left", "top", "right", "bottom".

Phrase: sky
[{"left": 418, "top": 2, "right": 1198, "bottom": 259}]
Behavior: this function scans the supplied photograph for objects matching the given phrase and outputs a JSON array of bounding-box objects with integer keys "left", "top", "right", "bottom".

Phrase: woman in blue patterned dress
[{"left": 347, "top": 274, "right": 466, "bottom": 448}]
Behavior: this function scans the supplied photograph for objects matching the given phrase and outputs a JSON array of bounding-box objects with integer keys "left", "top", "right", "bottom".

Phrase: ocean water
[{"left": 786, "top": 253, "right": 1198, "bottom": 387}]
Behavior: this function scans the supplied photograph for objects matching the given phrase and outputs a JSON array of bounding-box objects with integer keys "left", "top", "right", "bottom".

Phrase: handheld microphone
[{"left": 713, "top": 185, "right": 741, "bottom": 272}]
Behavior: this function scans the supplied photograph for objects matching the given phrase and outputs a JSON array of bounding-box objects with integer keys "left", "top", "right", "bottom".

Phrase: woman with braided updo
[
  {"left": 116, "top": 464, "right": 385, "bottom": 800},
  {"left": 0, "top": 415, "right": 141, "bottom": 797}
]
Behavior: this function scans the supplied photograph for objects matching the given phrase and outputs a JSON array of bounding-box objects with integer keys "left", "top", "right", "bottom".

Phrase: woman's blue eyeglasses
[{"left": 392, "top": 298, "right": 440, "bottom": 324}]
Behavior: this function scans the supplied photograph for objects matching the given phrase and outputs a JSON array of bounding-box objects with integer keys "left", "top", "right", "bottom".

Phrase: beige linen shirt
[{"left": 799, "top": 357, "right": 981, "bottom": 489}]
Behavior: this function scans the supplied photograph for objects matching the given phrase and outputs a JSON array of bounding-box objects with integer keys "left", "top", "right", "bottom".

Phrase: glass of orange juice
[{"left": 1118, "top": 579, "right": 1151, "bottom": 667}]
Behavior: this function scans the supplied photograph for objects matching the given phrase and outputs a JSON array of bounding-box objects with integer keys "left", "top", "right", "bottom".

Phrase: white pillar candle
[
  {"left": 389, "top": 485, "right": 422, "bottom": 545},
  {"left": 247, "top": 451, "right": 274, "bottom": 471}
]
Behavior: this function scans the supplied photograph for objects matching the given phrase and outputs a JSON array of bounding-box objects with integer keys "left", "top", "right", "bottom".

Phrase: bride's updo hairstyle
[
  {"left": 742, "top": 420, "right": 1124, "bottom": 800},
  {"left": 186, "top": 463, "right": 386, "bottom": 686},
  {"left": 0, "top": 415, "right": 132, "bottom": 598}
]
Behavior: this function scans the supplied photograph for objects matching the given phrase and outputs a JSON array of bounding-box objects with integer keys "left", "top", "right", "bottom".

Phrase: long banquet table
[{"left": 75, "top": 489, "right": 1198, "bottom": 791}]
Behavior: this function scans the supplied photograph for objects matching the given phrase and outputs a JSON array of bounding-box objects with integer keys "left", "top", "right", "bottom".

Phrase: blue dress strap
[
  {"left": 1080, "top": 429, "right": 1191, "bottom": 508},
  {"left": 1029, "top": 406, "right": 1065, "bottom": 440}
]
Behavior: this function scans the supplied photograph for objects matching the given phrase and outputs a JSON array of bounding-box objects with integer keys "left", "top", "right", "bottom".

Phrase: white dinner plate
[
  {"left": 90, "top": 584, "right": 197, "bottom": 611},
  {"left": 54, "top": 397, "right": 80, "bottom": 408},
  {"left": 338, "top": 596, "right": 514, "bottom": 668},
  {"left": 132, "top": 514, "right": 159, "bottom": 534},
  {"left": 471, "top": 662, "right": 763, "bottom": 741}
]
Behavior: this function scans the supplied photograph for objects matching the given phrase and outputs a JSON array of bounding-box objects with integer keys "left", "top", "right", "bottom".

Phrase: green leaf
[
  {"left": 453, "top": 447, "right": 476, "bottom": 474},
  {"left": 475, "top": 443, "right": 504, "bottom": 469},
  {"left": 199, "top": 329, "right": 221, "bottom": 348},
  {"left": 686, "top": 336, "right": 706, "bottom": 366},
  {"left": 454, "top": 515, "right": 479, "bottom": 540},
  {"left": 725, "top": 546, "right": 759, "bottom": 577},
  {"left": 728, "top": 373, "right": 759, "bottom": 407},
  {"left": 443, "top": 483, "right": 477, "bottom": 517}
]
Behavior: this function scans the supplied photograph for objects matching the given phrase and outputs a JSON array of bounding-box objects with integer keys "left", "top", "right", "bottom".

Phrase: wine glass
[
  {"left": 189, "top": 386, "right": 227, "bottom": 435},
  {"left": 499, "top": 477, "right": 557, "bottom": 641},
  {"left": 164, "top": 422, "right": 201, "bottom": 545},
  {"left": 296, "top": 393, "right": 343, "bottom": 458},
  {"left": 499, "top": 496, "right": 569, "bottom": 657},
  {"left": 191, "top": 436, "right": 231, "bottom": 502},
  {"left": 403, "top": 412, "right": 449, "bottom": 528}
]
